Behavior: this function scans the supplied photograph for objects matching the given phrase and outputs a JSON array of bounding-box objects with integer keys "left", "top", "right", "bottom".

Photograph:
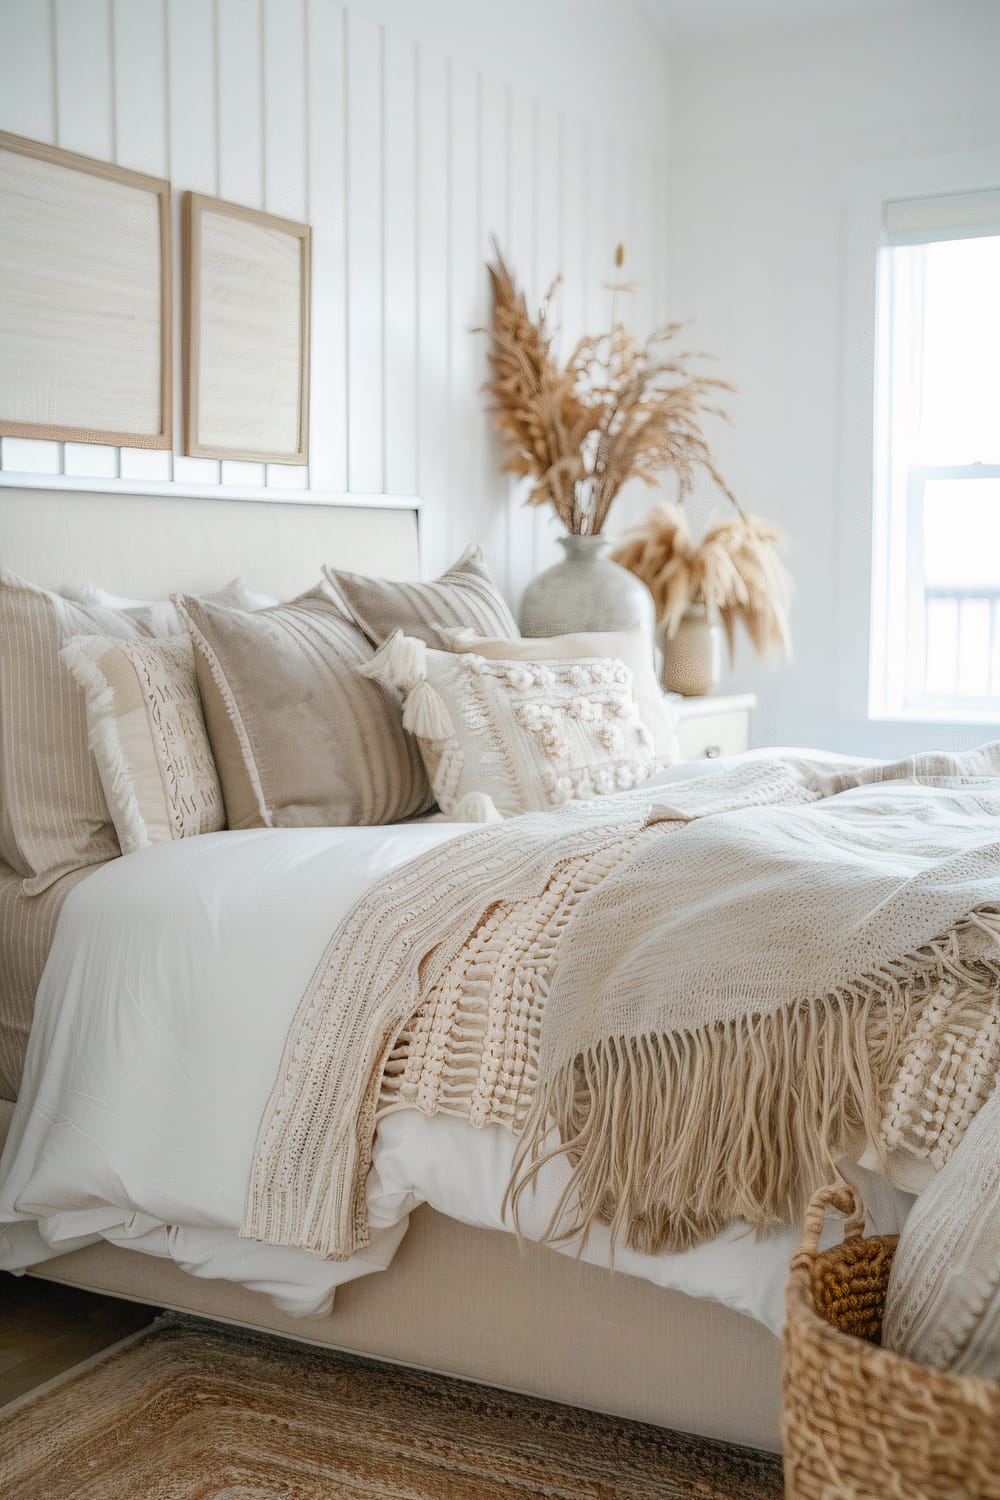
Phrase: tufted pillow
[
  {"left": 61, "top": 635, "right": 225, "bottom": 853},
  {"left": 441, "top": 623, "right": 679, "bottom": 768},
  {"left": 362, "top": 632, "right": 657, "bottom": 822},
  {"left": 322, "top": 544, "right": 518, "bottom": 648}
]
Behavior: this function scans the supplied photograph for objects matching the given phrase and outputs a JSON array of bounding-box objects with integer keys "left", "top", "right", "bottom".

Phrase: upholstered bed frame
[{"left": 0, "top": 485, "right": 783, "bottom": 1453}]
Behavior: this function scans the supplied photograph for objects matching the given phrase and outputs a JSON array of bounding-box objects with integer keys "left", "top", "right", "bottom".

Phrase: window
[{"left": 870, "top": 189, "right": 1000, "bottom": 721}]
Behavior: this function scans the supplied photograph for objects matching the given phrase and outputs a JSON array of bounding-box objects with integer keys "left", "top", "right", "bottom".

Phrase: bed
[{"left": 8, "top": 484, "right": 974, "bottom": 1456}]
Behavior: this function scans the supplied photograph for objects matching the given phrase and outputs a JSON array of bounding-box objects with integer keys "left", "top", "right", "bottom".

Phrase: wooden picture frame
[
  {"left": 0, "top": 131, "right": 172, "bottom": 449},
  {"left": 183, "top": 192, "right": 311, "bottom": 465}
]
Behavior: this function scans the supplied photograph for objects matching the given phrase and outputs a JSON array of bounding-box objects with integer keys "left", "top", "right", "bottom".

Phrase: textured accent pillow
[
  {"left": 362, "top": 632, "right": 657, "bottom": 822},
  {"left": 883, "top": 1082, "right": 1000, "bottom": 1379},
  {"left": 176, "top": 588, "right": 431, "bottom": 829},
  {"left": 322, "top": 544, "right": 518, "bottom": 647},
  {"left": 61, "top": 635, "right": 225, "bottom": 853},
  {"left": 0, "top": 568, "right": 170, "bottom": 893},
  {"left": 441, "top": 624, "right": 680, "bottom": 768}
]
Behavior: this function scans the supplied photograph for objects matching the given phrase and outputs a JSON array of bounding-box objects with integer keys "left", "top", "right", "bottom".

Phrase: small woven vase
[{"left": 659, "top": 603, "right": 722, "bottom": 696}]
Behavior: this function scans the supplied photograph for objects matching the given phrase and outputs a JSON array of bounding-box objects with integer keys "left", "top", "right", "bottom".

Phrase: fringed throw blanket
[{"left": 243, "top": 747, "right": 1000, "bottom": 1261}]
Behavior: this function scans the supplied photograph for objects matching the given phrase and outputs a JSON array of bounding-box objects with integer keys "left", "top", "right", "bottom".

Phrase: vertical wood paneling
[
  {"left": 262, "top": 0, "right": 304, "bottom": 219},
  {"left": 414, "top": 46, "right": 449, "bottom": 577},
  {"left": 476, "top": 77, "right": 509, "bottom": 583},
  {"left": 382, "top": 30, "right": 417, "bottom": 497},
  {"left": 305, "top": 0, "right": 347, "bottom": 493},
  {"left": 345, "top": 11, "right": 383, "bottom": 493},
  {"left": 54, "top": 0, "right": 112, "bottom": 158},
  {"left": 112, "top": 0, "right": 166, "bottom": 173},
  {"left": 0, "top": 2, "right": 669, "bottom": 598},
  {"left": 531, "top": 103, "right": 562, "bottom": 578},
  {"left": 0, "top": 0, "right": 55, "bottom": 140},
  {"left": 114, "top": 0, "right": 171, "bottom": 482},
  {"left": 445, "top": 62, "right": 479, "bottom": 561},
  {"left": 216, "top": 0, "right": 265, "bottom": 487},
  {"left": 168, "top": 0, "right": 219, "bottom": 487},
  {"left": 504, "top": 91, "right": 536, "bottom": 606},
  {"left": 262, "top": 0, "right": 307, "bottom": 488}
]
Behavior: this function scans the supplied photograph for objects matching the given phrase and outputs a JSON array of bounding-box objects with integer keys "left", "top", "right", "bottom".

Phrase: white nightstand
[{"left": 669, "top": 692, "right": 757, "bottom": 762}]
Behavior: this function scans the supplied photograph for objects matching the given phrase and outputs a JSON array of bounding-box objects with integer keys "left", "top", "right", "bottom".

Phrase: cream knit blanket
[{"left": 244, "top": 747, "right": 1000, "bottom": 1261}]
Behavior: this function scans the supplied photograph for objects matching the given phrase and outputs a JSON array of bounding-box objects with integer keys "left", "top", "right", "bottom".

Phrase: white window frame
[{"left": 835, "top": 148, "right": 1000, "bottom": 738}]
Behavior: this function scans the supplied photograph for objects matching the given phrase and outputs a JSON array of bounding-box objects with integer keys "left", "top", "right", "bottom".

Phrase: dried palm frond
[{"left": 612, "top": 503, "right": 791, "bottom": 663}]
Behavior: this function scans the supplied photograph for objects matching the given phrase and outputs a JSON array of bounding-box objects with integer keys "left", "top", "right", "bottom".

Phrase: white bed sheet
[{"left": 0, "top": 763, "right": 911, "bottom": 1335}]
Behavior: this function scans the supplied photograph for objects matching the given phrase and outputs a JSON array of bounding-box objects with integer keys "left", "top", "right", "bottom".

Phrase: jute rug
[{"left": 0, "top": 1314, "right": 783, "bottom": 1498}]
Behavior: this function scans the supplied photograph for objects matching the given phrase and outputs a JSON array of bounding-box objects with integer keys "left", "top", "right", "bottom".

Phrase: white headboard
[{"left": 0, "top": 487, "right": 420, "bottom": 598}]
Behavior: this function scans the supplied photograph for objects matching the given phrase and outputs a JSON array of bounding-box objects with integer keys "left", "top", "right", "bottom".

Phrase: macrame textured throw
[{"left": 244, "top": 747, "right": 1000, "bottom": 1262}]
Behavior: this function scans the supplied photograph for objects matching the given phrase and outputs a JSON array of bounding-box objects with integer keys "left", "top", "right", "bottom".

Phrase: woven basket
[{"left": 782, "top": 1184, "right": 1000, "bottom": 1500}]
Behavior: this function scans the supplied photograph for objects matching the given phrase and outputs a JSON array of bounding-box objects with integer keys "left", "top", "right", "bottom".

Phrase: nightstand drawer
[{"left": 676, "top": 709, "right": 751, "bottom": 761}]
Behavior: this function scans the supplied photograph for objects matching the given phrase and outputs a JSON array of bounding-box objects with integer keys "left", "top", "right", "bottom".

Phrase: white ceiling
[{"left": 641, "top": 0, "right": 922, "bottom": 48}]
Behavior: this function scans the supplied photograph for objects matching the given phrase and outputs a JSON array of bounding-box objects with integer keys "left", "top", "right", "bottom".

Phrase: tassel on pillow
[{"left": 360, "top": 629, "right": 456, "bottom": 742}]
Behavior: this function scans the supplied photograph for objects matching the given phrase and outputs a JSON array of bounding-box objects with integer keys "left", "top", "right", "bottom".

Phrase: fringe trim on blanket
[{"left": 505, "top": 909, "right": 1000, "bottom": 1258}]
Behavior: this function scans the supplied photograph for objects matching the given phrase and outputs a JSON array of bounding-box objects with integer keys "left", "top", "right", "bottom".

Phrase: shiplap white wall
[{"left": 0, "top": 0, "right": 670, "bottom": 603}]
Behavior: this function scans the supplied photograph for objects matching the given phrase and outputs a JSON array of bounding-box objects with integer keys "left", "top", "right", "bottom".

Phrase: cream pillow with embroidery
[
  {"left": 61, "top": 635, "right": 225, "bottom": 853},
  {"left": 362, "top": 632, "right": 657, "bottom": 822}
]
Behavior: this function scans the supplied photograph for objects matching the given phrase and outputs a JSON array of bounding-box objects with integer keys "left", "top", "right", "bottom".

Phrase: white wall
[
  {"left": 0, "top": 0, "right": 670, "bottom": 605},
  {"left": 668, "top": 0, "right": 1000, "bottom": 755}
]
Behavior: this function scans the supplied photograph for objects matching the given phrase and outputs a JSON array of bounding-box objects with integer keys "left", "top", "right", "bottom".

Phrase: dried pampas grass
[
  {"left": 482, "top": 244, "right": 734, "bottom": 535},
  {"left": 613, "top": 502, "right": 791, "bottom": 662}
]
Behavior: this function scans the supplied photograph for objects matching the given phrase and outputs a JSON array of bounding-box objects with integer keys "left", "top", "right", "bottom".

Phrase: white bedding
[{"left": 0, "top": 760, "right": 912, "bottom": 1335}]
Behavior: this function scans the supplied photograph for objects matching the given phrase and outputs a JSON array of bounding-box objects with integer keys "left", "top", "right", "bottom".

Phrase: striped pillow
[
  {"left": 176, "top": 587, "right": 432, "bottom": 829},
  {"left": 0, "top": 569, "right": 169, "bottom": 894},
  {"left": 322, "top": 544, "right": 518, "bottom": 648}
]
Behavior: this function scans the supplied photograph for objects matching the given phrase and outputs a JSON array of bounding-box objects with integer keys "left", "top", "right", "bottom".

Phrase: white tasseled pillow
[{"left": 361, "top": 631, "right": 658, "bottom": 823}]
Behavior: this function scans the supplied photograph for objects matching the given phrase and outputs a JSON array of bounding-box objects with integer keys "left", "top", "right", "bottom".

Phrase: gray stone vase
[{"left": 518, "top": 534, "right": 655, "bottom": 639}]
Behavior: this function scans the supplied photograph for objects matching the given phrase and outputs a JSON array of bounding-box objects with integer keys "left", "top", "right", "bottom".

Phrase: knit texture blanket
[{"left": 243, "top": 747, "right": 1000, "bottom": 1261}]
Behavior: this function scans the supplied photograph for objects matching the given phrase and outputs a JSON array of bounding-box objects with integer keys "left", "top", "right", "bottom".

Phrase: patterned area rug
[{"left": 0, "top": 1314, "right": 784, "bottom": 1498}]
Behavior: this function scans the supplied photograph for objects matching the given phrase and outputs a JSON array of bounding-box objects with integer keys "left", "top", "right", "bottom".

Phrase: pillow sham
[
  {"left": 0, "top": 568, "right": 170, "bottom": 893},
  {"left": 362, "top": 632, "right": 657, "bottom": 822},
  {"left": 441, "top": 624, "right": 680, "bottom": 767},
  {"left": 176, "top": 588, "right": 432, "bottom": 829},
  {"left": 322, "top": 544, "right": 518, "bottom": 648},
  {"left": 63, "top": 577, "right": 278, "bottom": 632},
  {"left": 61, "top": 635, "right": 225, "bottom": 853}
]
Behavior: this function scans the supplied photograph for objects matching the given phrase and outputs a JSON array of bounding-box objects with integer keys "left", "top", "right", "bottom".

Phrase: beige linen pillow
[
  {"left": 441, "top": 624, "right": 680, "bottom": 767},
  {"left": 176, "top": 589, "right": 431, "bottom": 829},
  {"left": 322, "top": 544, "right": 518, "bottom": 647},
  {"left": 61, "top": 635, "right": 225, "bottom": 853},
  {"left": 363, "top": 632, "right": 657, "bottom": 822},
  {"left": 0, "top": 568, "right": 170, "bottom": 893}
]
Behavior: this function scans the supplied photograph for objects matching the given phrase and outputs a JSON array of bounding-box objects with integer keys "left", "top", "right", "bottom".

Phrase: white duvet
[{"left": 0, "top": 760, "right": 911, "bottom": 1335}]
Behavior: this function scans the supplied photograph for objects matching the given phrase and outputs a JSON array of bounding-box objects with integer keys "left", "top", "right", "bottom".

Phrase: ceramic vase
[
  {"left": 518, "top": 534, "right": 655, "bottom": 640},
  {"left": 659, "top": 602, "right": 723, "bottom": 696}
]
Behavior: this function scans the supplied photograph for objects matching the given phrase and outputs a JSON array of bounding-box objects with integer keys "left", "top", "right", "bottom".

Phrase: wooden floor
[{"left": 0, "top": 1271, "right": 155, "bottom": 1406}]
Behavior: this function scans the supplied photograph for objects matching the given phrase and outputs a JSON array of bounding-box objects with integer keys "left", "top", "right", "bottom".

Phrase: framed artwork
[
  {"left": 183, "top": 192, "right": 311, "bottom": 465},
  {"left": 0, "top": 131, "right": 172, "bottom": 448}
]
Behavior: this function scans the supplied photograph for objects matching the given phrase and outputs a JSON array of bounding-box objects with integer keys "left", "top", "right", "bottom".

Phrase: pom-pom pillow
[
  {"left": 362, "top": 632, "right": 657, "bottom": 822},
  {"left": 61, "top": 635, "right": 225, "bottom": 853},
  {"left": 441, "top": 624, "right": 679, "bottom": 768}
]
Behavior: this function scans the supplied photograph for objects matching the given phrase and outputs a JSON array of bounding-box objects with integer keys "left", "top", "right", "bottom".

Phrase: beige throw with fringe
[{"left": 244, "top": 747, "right": 1000, "bottom": 1262}]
